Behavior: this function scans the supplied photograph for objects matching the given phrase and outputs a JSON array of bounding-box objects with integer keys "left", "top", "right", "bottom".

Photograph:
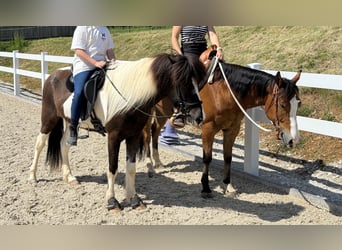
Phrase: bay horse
[
  {"left": 28, "top": 53, "right": 207, "bottom": 211},
  {"left": 142, "top": 46, "right": 301, "bottom": 198}
]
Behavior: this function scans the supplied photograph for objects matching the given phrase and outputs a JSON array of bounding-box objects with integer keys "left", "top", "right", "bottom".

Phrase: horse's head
[
  {"left": 265, "top": 71, "right": 301, "bottom": 147},
  {"left": 167, "top": 54, "right": 207, "bottom": 128}
]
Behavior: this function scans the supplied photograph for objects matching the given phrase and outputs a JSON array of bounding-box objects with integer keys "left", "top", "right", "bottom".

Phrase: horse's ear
[
  {"left": 274, "top": 71, "right": 284, "bottom": 88},
  {"left": 275, "top": 71, "right": 281, "bottom": 83},
  {"left": 291, "top": 70, "right": 302, "bottom": 84}
]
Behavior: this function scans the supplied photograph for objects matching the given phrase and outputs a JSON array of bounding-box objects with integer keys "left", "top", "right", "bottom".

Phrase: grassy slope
[{"left": 1, "top": 26, "right": 341, "bottom": 74}]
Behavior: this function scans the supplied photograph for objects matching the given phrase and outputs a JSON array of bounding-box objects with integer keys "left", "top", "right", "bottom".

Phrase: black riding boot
[
  {"left": 67, "top": 124, "right": 78, "bottom": 146},
  {"left": 172, "top": 112, "right": 186, "bottom": 127}
]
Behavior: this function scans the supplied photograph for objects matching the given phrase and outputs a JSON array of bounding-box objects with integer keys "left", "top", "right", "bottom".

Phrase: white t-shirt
[{"left": 71, "top": 26, "right": 115, "bottom": 76}]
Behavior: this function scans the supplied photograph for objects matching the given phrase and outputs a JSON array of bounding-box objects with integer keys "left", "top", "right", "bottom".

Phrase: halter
[
  {"left": 270, "top": 83, "right": 281, "bottom": 128},
  {"left": 207, "top": 57, "right": 272, "bottom": 132},
  {"left": 265, "top": 82, "right": 299, "bottom": 131}
]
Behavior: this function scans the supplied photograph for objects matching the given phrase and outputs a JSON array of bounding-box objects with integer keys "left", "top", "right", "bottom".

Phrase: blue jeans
[{"left": 70, "top": 70, "right": 93, "bottom": 126}]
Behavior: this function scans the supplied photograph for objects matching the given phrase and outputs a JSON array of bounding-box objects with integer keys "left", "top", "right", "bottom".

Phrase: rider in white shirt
[{"left": 68, "top": 26, "right": 116, "bottom": 146}]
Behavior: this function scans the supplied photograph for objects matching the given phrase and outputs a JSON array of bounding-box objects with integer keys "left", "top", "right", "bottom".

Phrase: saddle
[{"left": 66, "top": 68, "right": 106, "bottom": 136}]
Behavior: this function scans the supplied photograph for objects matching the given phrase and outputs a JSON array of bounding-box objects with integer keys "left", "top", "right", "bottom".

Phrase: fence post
[
  {"left": 12, "top": 50, "right": 20, "bottom": 96},
  {"left": 244, "top": 63, "right": 262, "bottom": 176},
  {"left": 244, "top": 108, "right": 260, "bottom": 176},
  {"left": 41, "top": 52, "right": 48, "bottom": 90}
]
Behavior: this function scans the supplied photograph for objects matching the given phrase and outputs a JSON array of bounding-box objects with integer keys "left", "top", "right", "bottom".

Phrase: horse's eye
[{"left": 279, "top": 103, "right": 286, "bottom": 109}]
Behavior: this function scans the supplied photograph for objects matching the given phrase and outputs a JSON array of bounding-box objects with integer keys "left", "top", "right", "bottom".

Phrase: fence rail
[{"left": 1, "top": 51, "right": 341, "bottom": 176}]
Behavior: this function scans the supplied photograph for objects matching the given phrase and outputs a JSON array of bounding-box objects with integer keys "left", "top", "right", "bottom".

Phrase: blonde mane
[{"left": 98, "top": 58, "right": 157, "bottom": 123}]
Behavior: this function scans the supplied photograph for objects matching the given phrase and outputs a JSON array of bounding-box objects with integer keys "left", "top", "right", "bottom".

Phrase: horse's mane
[
  {"left": 102, "top": 57, "right": 157, "bottom": 119},
  {"left": 215, "top": 62, "right": 298, "bottom": 99},
  {"left": 151, "top": 53, "right": 206, "bottom": 97}
]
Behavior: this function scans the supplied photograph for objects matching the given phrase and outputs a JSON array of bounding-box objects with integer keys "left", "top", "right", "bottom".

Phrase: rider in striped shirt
[
  {"left": 170, "top": 26, "right": 223, "bottom": 127},
  {"left": 172, "top": 26, "right": 223, "bottom": 59}
]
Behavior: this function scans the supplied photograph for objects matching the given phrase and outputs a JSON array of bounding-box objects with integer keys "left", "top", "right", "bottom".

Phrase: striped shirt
[{"left": 181, "top": 26, "right": 208, "bottom": 44}]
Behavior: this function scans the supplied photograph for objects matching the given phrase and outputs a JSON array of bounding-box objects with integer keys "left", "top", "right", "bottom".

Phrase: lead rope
[{"left": 209, "top": 56, "right": 272, "bottom": 132}]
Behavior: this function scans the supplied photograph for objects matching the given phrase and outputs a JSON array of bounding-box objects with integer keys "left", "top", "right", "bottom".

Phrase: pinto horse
[
  {"left": 28, "top": 53, "right": 207, "bottom": 211},
  {"left": 142, "top": 46, "right": 301, "bottom": 198}
]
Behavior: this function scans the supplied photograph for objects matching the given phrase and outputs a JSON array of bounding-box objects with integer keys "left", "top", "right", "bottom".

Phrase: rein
[{"left": 209, "top": 56, "right": 272, "bottom": 132}]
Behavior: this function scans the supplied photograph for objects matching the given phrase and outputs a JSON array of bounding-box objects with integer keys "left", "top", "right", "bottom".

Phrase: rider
[{"left": 68, "top": 26, "right": 116, "bottom": 146}]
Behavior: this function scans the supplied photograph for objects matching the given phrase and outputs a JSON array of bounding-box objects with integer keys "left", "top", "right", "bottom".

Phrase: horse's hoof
[
  {"left": 68, "top": 179, "right": 80, "bottom": 186},
  {"left": 147, "top": 163, "right": 156, "bottom": 178},
  {"left": 224, "top": 191, "right": 237, "bottom": 198},
  {"left": 201, "top": 192, "right": 213, "bottom": 199},
  {"left": 27, "top": 178, "right": 37, "bottom": 185},
  {"left": 63, "top": 175, "right": 80, "bottom": 186},
  {"left": 224, "top": 184, "right": 237, "bottom": 197},
  {"left": 27, "top": 176, "right": 38, "bottom": 184},
  {"left": 148, "top": 171, "right": 154, "bottom": 178},
  {"left": 154, "top": 162, "right": 165, "bottom": 169},
  {"left": 131, "top": 194, "right": 146, "bottom": 210},
  {"left": 107, "top": 197, "right": 122, "bottom": 212},
  {"left": 64, "top": 175, "right": 79, "bottom": 185},
  {"left": 134, "top": 204, "right": 147, "bottom": 210},
  {"left": 108, "top": 207, "right": 122, "bottom": 214}
]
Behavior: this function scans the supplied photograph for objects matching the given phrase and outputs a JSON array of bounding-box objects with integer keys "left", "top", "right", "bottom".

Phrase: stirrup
[{"left": 78, "top": 124, "right": 90, "bottom": 140}]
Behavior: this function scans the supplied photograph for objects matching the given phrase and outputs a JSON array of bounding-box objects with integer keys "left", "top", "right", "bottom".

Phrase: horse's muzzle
[
  {"left": 279, "top": 131, "right": 299, "bottom": 148},
  {"left": 187, "top": 106, "right": 204, "bottom": 126}
]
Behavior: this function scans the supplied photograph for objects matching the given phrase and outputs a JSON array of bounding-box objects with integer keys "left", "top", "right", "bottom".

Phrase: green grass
[
  {"left": 298, "top": 104, "right": 315, "bottom": 117},
  {"left": 2, "top": 26, "right": 341, "bottom": 72}
]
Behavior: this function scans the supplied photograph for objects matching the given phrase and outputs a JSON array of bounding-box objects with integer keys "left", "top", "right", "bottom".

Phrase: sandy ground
[{"left": 0, "top": 92, "right": 341, "bottom": 225}]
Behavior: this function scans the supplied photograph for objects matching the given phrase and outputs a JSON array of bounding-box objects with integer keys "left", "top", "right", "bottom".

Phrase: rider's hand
[
  {"left": 216, "top": 47, "right": 224, "bottom": 60},
  {"left": 94, "top": 60, "right": 107, "bottom": 68}
]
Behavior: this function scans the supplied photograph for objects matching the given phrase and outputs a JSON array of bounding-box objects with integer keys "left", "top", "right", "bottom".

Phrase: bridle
[
  {"left": 265, "top": 81, "right": 300, "bottom": 131},
  {"left": 265, "top": 83, "right": 281, "bottom": 129}
]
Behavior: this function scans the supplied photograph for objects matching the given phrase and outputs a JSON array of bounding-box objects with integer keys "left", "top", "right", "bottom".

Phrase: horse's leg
[
  {"left": 60, "top": 124, "right": 78, "bottom": 184},
  {"left": 105, "top": 132, "right": 122, "bottom": 212},
  {"left": 200, "top": 124, "right": 217, "bottom": 198},
  {"left": 142, "top": 116, "right": 155, "bottom": 178},
  {"left": 28, "top": 132, "right": 49, "bottom": 183},
  {"left": 222, "top": 126, "right": 240, "bottom": 197},
  {"left": 152, "top": 116, "right": 168, "bottom": 169},
  {"left": 126, "top": 136, "right": 146, "bottom": 210},
  {"left": 152, "top": 98, "right": 172, "bottom": 170}
]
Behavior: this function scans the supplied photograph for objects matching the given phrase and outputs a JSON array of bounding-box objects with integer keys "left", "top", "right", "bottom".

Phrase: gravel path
[{"left": 0, "top": 87, "right": 341, "bottom": 224}]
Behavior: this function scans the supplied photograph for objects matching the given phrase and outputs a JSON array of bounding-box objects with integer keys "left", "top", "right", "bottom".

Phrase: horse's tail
[{"left": 46, "top": 118, "right": 64, "bottom": 170}]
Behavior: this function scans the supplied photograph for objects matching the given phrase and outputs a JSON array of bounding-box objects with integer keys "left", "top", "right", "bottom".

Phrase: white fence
[
  {"left": 1, "top": 51, "right": 341, "bottom": 176},
  {"left": 245, "top": 63, "right": 342, "bottom": 176},
  {"left": 0, "top": 50, "right": 74, "bottom": 95}
]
